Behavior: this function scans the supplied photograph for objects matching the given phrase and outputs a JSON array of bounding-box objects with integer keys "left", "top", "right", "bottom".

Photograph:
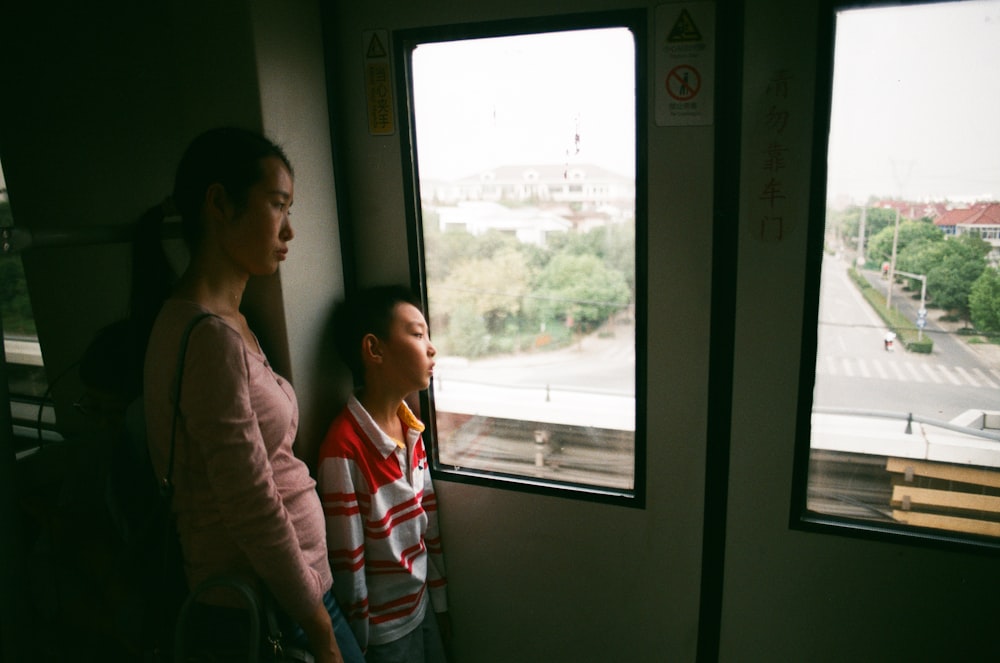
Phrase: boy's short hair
[{"left": 332, "top": 285, "right": 423, "bottom": 385}]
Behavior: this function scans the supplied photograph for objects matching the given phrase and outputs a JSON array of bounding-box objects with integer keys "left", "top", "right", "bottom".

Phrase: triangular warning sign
[
  {"left": 367, "top": 33, "right": 387, "bottom": 59},
  {"left": 667, "top": 9, "right": 702, "bottom": 43}
]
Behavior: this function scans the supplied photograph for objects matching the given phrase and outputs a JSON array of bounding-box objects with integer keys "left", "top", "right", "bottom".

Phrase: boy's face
[{"left": 377, "top": 302, "right": 437, "bottom": 394}]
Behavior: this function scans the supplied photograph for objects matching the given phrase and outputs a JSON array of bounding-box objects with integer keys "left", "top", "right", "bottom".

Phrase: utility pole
[
  {"left": 886, "top": 158, "right": 915, "bottom": 310},
  {"left": 886, "top": 206, "right": 900, "bottom": 309},
  {"left": 856, "top": 206, "right": 867, "bottom": 267}
]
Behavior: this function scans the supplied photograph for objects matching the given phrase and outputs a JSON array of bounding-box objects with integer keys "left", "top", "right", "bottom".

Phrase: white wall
[
  {"left": 249, "top": 0, "right": 351, "bottom": 464},
  {"left": 5, "top": 0, "right": 999, "bottom": 660},
  {"left": 325, "top": 1, "right": 713, "bottom": 660},
  {"left": 721, "top": 1, "right": 1000, "bottom": 661}
]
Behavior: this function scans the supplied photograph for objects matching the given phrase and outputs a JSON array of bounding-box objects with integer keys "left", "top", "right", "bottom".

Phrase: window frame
[
  {"left": 791, "top": 0, "right": 1000, "bottom": 555},
  {"left": 393, "top": 9, "right": 648, "bottom": 507}
]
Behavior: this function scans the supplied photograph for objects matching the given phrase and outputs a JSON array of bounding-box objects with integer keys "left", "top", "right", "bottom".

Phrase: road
[
  {"left": 433, "top": 319, "right": 636, "bottom": 431},
  {"left": 428, "top": 253, "right": 1000, "bottom": 491},
  {"left": 813, "top": 255, "right": 1000, "bottom": 422},
  {"left": 431, "top": 319, "right": 637, "bottom": 489}
]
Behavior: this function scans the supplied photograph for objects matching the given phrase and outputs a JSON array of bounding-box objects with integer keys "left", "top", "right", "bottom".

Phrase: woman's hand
[{"left": 301, "top": 602, "right": 345, "bottom": 663}]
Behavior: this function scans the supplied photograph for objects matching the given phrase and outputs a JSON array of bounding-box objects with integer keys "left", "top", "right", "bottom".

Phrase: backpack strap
[{"left": 161, "top": 312, "right": 215, "bottom": 499}]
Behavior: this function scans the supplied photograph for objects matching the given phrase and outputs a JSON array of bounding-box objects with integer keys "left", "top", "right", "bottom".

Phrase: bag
[
  {"left": 173, "top": 574, "right": 315, "bottom": 663},
  {"left": 141, "top": 313, "right": 215, "bottom": 660}
]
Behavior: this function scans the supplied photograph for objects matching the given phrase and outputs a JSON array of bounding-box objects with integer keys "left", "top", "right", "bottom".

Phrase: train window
[
  {"left": 1, "top": 158, "right": 58, "bottom": 446},
  {"left": 795, "top": 0, "right": 1000, "bottom": 550},
  {"left": 397, "top": 11, "right": 646, "bottom": 505}
]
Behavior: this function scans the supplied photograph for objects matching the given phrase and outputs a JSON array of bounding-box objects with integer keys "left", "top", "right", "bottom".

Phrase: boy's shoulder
[{"left": 319, "top": 404, "right": 370, "bottom": 459}]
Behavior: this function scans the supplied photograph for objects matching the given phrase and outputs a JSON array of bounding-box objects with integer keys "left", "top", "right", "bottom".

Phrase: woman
[{"left": 143, "top": 127, "right": 363, "bottom": 663}]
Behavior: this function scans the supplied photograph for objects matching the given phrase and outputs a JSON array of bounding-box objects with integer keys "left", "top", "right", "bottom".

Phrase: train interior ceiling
[{"left": 2, "top": 1, "right": 999, "bottom": 662}]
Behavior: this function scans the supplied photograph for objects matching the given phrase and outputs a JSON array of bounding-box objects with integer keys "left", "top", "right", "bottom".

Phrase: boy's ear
[{"left": 361, "top": 333, "right": 383, "bottom": 364}]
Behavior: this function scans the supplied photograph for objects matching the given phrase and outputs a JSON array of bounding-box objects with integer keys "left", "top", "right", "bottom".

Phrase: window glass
[
  {"left": 803, "top": 0, "right": 1000, "bottom": 546},
  {"left": 1, "top": 158, "right": 57, "bottom": 444},
  {"left": 405, "top": 20, "right": 643, "bottom": 501}
]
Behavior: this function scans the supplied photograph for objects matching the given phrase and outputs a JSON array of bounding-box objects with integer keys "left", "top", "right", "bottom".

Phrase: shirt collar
[{"left": 347, "top": 394, "right": 424, "bottom": 457}]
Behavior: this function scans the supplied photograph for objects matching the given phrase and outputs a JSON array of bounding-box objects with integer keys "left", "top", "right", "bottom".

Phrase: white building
[
  {"left": 421, "top": 163, "right": 634, "bottom": 206},
  {"left": 435, "top": 201, "right": 572, "bottom": 247}
]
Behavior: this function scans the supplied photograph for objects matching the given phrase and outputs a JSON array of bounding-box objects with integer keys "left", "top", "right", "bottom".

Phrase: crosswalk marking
[
  {"left": 816, "top": 356, "right": 1000, "bottom": 389},
  {"left": 973, "top": 368, "right": 998, "bottom": 388},
  {"left": 920, "top": 364, "right": 941, "bottom": 383},
  {"left": 889, "top": 362, "right": 907, "bottom": 380},
  {"left": 908, "top": 363, "right": 928, "bottom": 383},
  {"left": 954, "top": 366, "right": 980, "bottom": 388},
  {"left": 872, "top": 360, "right": 888, "bottom": 380},
  {"left": 937, "top": 365, "right": 962, "bottom": 386}
]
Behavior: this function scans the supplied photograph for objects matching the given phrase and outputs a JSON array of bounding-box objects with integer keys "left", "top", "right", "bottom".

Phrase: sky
[
  {"left": 410, "top": 28, "right": 636, "bottom": 181},
  {"left": 827, "top": 0, "right": 1000, "bottom": 205}
]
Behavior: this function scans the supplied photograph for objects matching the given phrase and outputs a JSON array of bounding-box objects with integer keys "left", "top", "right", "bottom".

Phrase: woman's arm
[{"left": 181, "top": 320, "right": 323, "bottom": 617}]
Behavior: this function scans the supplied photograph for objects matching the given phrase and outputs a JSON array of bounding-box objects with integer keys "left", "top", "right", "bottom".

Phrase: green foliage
[
  {"left": 0, "top": 256, "right": 37, "bottom": 335},
  {"left": 0, "top": 201, "right": 37, "bottom": 336},
  {"left": 421, "top": 222, "right": 481, "bottom": 283},
  {"left": 436, "top": 248, "right": 533, "bottom": 334},
  {"left": 440, "top": 302, "right": 491, "bottom": 357},
  {"left": 868, "top": 218, "right": 943, "bottom": 268},
  {"left": 422, "top": 203, "right": 635, "bottom": 358},
  {"left": 923, "top": 235, "right": 990, "bottom": 319},
  {"left": 969, "top": 267, "right": 1000, "bottom": 334},
  {"left": 848, "top": 267, "right": 873, "bottom": 290},
  {"left": 906, "top": 338, "right": 934, "bottom": 354},
  {"left": 533, "top": 253, "right": 631, "bottom": 332},
  {"left": 546, "top": 223, "right": 635, "bottom": 291},
  {"left": 0, "top": 200, "right": 13, "bottom": 226},
  {"left": 848, "top": 267, "right": 933, "bottom": 354},
  {"left": 839, "top": 206, "right": 898, "bottom": 257}
]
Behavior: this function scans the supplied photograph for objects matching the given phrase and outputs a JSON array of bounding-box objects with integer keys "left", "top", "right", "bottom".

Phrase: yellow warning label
[
  {"left": 667, "top": 9, "right": 702, "bottom": 43},
  {"left": 365, "top": 62, "right": 394, "bottom": 135},
  {"left": 363, "top": 30, "right": 394, "bottom": 136}
]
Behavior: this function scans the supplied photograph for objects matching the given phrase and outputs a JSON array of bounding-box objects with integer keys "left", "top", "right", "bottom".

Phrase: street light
[{"left": 895, "top": 269, "right": 927, "bottom": 341}]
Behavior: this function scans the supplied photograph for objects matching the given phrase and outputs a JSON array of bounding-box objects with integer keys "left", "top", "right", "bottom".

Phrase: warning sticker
[
  {"left": 667, "top": 8, "right": 702, "bottom": 43},
  {"left": 655, "top": 3, "right": 715, "bottom": 127},
  {"left": 364, "top": 30, "right": 395, "bottom": 136},
  {"left": 366, "top": 32, "right": 388, "bottom": 59}
]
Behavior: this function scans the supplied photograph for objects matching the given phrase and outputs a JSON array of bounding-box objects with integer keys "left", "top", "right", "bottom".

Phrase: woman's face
[{"left": 222, "top": 156, "right": 294, "bottom": 276}]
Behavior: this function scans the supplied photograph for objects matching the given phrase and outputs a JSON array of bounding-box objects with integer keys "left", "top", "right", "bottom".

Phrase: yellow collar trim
[{"left": 390, "top": 401, "right": 425, "bottom": 449}]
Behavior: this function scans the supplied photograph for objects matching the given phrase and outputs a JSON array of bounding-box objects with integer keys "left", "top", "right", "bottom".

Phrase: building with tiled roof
[{"left": 953, "top": 203, "right": 1000, "bottom": 265}]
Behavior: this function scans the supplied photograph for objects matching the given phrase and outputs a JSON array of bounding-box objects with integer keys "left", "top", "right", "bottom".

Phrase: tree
[
  {"left": 546, "top": 223, "right": 635, "bottom": 293},
  {"left": 969, "top": 267, "right": 1000, "bottom": 334},
  {"left": 433, "top": 248, "right": 533, "bottom": 356},
  {"left": 532, "top": 253, "right": 630, "bottom": 333},
  {"left": 840, "top": 206, "right": 898, "bottom": 261},
  {"left": 869, "top": 218, "right": 944, "bottom": 271},
  {"left": 916, "top": 235, "right": 990, "bottom": 322},
  {"left": 420, "top": 220, "right": 478, "bottom": 283},
  {"left": 0, "top": 201, "right": 37, "bottom": 336}
]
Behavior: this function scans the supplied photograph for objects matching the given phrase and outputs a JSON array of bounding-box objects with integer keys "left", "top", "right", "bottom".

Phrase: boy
[{"left": 318, "top": 285, "right": 450, "bottom": 662}]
